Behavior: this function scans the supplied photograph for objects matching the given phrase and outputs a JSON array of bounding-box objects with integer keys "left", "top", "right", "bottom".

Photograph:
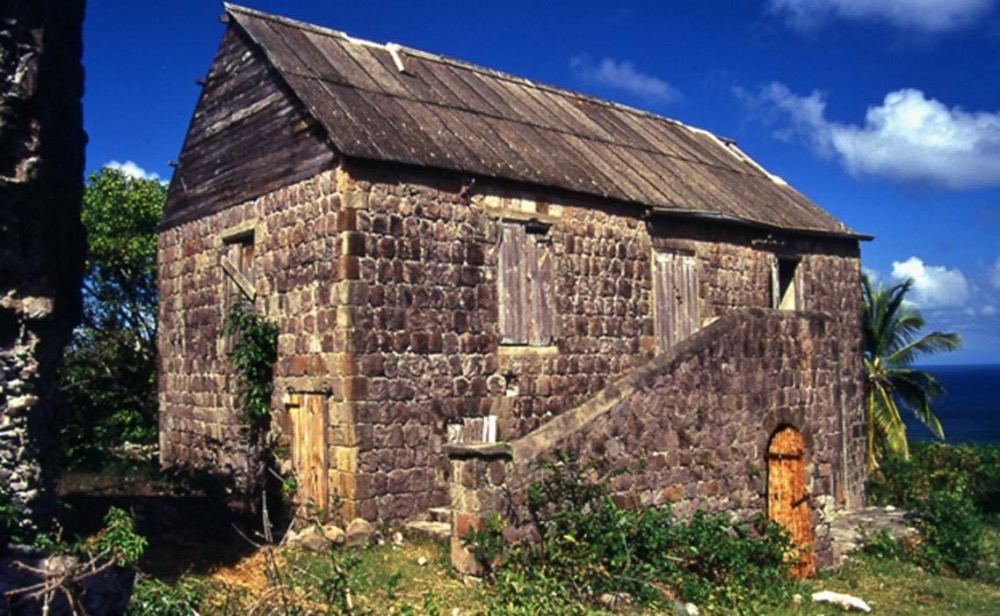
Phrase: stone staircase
[{"left": 404, "top": 506, "right": 451, "bottom": 542}]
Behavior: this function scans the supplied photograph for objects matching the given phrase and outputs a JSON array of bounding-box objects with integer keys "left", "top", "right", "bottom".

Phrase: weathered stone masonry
[
  {"left": 0, "top": 0, "right": 86, "bottom": 534},
  {"left": 159, "top": 6, "right": 870, "bottom": 577},
  {"left": 160, "top": 155, "right": 865, "bottom": 532}
]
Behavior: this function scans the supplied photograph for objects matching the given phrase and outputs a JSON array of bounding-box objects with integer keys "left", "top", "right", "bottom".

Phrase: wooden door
[
  {"left": 767, "top": 426, "right": 815, "bottom": 577},
  {"left": 288, "top": 394, "right": 329, "bottom": 511},
  {"left": 653, "top": 252, "right": 698, "bottom": 353}
]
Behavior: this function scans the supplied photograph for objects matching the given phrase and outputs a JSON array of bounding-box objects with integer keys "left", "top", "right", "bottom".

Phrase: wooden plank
[
  {"left": 768, "top": 426, "right": 815, "bottom": 578},
  {"left": 220, "top": 253, "right": 256, "bottom": 301},
  {"left": 290, "top": 394, "right": 329, "bottom": 510},
  {"left": 498, "top": 223, "right": 527, "bottom": 344},
  {"left": 393, "top": 100, "right": 492, "bottom": 175},
  {"left": 653, "top": 252, "right": 698, "bottom": 352},
  {"left": 303, "top": 30, "right": 384, "bottom": 91},
  {"left": 527, "top": 233, "right": 556, "bottom": 345}
]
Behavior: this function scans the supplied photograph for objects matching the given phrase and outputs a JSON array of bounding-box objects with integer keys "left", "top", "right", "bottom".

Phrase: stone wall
[
  {"left": 448, "top": 307, "right": 866, "bottom": 573},
  {"left": 159, "top": 156, "right": 864, "bottom": 526},
  {"left": 0, "top": 1, "right": 86, "bottom": 535}
]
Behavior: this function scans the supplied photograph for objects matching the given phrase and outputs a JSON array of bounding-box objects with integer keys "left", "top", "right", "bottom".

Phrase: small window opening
[{"left": 774, "top": 257, "right": 799, "bottom": 311}]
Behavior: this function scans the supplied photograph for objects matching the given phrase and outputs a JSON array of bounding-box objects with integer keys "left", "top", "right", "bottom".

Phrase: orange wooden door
[
  {"left": 767, "top": 426, "right": 815, "bottom": 577},
  {"left": 289, "top": 394, "right": 329, "bottom": 511}
]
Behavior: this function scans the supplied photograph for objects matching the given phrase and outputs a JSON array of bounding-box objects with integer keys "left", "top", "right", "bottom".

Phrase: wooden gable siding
[
  {"left": 218, "top": 5, "right": 859, "bottom": 238},
  {"left": 162, "top": 26, "right": 336, "bottom": 228}
]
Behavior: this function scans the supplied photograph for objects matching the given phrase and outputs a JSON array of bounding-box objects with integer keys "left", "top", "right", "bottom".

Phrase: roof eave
[{"left": 645, "top": 205, "right": 873, "bottom": 242}]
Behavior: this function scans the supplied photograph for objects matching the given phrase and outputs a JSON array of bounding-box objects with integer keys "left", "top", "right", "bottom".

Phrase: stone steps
[
  {"left": 404, "top": 520, "right": 450, "bottom": 543},
  {"left": 404, "top": 506, "right": 452, "bottom": 543}
]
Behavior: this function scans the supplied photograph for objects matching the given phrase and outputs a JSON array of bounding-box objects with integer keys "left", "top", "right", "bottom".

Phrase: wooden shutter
[
  {"left": 222, "top": 239, "right": 255, "bottom": 303},
  {"left": 498, "top": 223, "right": 528, "bottom": 344},
  {"left": 653, "top": 252, "right": 699, "bottom": 352},
  {"left": 527, "top": 233, "right": 556, "bottom": 345}
]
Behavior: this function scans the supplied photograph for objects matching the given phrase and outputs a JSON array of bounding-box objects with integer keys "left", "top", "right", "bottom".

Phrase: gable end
[{"left": 162, "top": 24, "right": 336, "bottom": 229}]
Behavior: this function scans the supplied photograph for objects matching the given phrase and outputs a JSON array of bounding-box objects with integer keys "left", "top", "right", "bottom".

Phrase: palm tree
[{"left": 862, "top": 274, "right": 961, "bottom": 473}]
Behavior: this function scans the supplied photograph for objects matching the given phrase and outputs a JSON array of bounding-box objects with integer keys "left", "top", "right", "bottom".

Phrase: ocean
[{"left": 904, "top": 364, "right": 1000, "bottom": 445}]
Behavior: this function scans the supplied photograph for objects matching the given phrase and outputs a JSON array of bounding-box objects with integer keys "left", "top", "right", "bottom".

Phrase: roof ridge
[{"left": 224, "top": 4, "right": 695, "bottom": 138}]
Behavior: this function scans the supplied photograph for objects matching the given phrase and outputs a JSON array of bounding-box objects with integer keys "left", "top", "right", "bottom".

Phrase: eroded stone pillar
[{"left": 0, "top": 0, "right": 86, "bottom": 537}]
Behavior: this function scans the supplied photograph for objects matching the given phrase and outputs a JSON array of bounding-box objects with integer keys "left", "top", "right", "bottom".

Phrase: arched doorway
[{"left": 767, "top": 425, "right": 815, "bottom": 577}]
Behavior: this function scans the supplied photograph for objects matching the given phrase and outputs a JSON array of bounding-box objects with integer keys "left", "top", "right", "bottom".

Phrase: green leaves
[
  {"left": 474, "top": 453, "right": 800, "bottom": 614},
  {"left": 862, "top": 274, "right": 961, "bottom": 472},
  {"left": 223, "top": 299, "right": 278, "bottom": 428},
  {"left": 61, "top": 167, "right": 165, "bottom": 469}
]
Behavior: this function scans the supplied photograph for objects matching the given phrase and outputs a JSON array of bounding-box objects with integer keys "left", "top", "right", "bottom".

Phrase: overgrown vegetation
[
  {"left": 60, "top": 166, "right": 165, "bottom": 469},
  {"left": 468, "top": 452, "right": 802, "bottom": 614},
  {"left": 223, "top": 298, "right": 279, "bottom": 430},
  {"left": 867, "top": 441, "right": 1000, "bottom": 581}
]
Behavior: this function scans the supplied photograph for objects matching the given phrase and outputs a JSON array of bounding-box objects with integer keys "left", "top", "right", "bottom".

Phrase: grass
[
  {"left": 164, "top": 530, "right": 1000, "bottom": 615},
  {"left": 771, "top": 550, "right": 1000, "bottom": 615},
  {"left": 185, "top": 536, "right": 488, "bottom": 615}
]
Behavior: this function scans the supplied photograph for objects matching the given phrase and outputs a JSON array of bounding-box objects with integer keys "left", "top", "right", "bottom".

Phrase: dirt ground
[{"left": 57, "top": 466, "right": 261, "bottom": 580}]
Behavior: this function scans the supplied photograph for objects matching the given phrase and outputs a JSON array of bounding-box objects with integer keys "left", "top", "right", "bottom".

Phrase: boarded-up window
[
  {"left": 222, "top": 234, "right": 255, "bottom": 304},
  {"left": 222, "top": 234, "right": 255, "bottom": 351},
  {"left": 498, "top": 221, "right": 556, "bottom": 345},
  {"left": 653, "top": 251, "right": 698, "bottom": 352},
  {"left": 772, "top": 256, "right": 799, "bottom": 311}
]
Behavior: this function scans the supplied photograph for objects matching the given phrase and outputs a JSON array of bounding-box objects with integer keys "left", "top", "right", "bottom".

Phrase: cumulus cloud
[
  {"left": 767, "top": 0, "right": 995, "bottom": 33},
  {"left": 570, "top": 55, "right": 680, "bottom": 105},
  {"left": 745, "top": 84, "right": 1000, "bottom": 191},
  {"left": 105, "top": 160, "right": 161, "bottom": 181},
  {"left": 891, "top": 256, "right": 970, "bottom": 309}
]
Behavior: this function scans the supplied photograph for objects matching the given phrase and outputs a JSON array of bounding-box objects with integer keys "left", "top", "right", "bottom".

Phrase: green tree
[
  {"left": 60, "top": 167, "right": 166, "bottom": 467},
  {"left": 862, "top": 274, "right": 961, "bottom": 473}
]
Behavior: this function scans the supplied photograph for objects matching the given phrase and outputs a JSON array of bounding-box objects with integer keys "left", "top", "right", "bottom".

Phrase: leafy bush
[
  {"left": 474, "top": 451, "right": 800, "bottom": 614},
  {"left": 223, "top": 299, "right": 279, "bottom": 428},
  {"left": 128, "top": 577, "right": 204, "bottom": 616},
  {"left": 868, "top": 442, "right": 996, "bottom": 578},
  {"left": 96, "top": 507, "right": 148, "bottom": 566},
  {"left": 911, "top": 490, "right": 984, "bottom": 577}
]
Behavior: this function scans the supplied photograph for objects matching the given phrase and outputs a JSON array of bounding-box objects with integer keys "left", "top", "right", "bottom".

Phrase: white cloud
[
  {"left": 768, "top": 0, "right": 995, "bottom": 33},
  {"left": 891, "top": 256, "right": 970, "bottom": 309},
  {"left": 747, "top": 84, "right": 1000, "bottom": 191},
  {"left": 105, "top": 160, "right": 161, "bottom": 181},
  {"left": 570, "top": 55, "right": 680, "bottom": 105},
  {"left": 991, "top": 258, "right": 1000, "bottom": 290},
  {"left": 983, "top": 305, "right": 997, "bottom": 316}
]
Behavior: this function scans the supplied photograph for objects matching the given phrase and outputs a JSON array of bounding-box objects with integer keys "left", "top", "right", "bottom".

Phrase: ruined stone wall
[
  {"left": 160, "top": 156, "right": 864, "bottom": 525},
  {"left": 0, "top": 1, "right": 85, "bottom": 535}
]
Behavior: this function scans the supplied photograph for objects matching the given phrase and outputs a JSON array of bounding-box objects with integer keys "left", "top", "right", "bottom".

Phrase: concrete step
[
  {"left": 427, "top": 507, "right": 451, "bottom": 524},
  {"left": 404, "top": 520, "right": 450, "bottom": 543}
]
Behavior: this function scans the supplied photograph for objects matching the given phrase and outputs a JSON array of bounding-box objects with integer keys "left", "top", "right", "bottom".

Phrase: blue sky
[{"left": 84, "top": 0, "right": 1000, "bottom": 364}]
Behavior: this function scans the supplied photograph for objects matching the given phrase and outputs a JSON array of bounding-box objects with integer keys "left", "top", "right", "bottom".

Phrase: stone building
[
  {"left": 0, "top": 0, "right": 86, "bottom": 537},
  {"left": 159, "top": 5, "right": 869, "bottom": 571}
]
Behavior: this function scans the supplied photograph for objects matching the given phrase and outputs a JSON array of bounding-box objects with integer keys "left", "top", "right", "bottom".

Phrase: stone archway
[{"left": 767, "top": 425, "right": 815, "bottom": 577}]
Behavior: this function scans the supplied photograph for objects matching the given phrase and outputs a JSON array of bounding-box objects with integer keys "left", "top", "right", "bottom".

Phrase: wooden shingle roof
[{"left": 208, "top": 4, "right": 860, "bottom": 237}]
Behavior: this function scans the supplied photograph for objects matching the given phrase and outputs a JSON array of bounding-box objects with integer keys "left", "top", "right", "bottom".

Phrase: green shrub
[
  {"left": 473, "top": 451, "right": 801, "bottom": 614},
  {"left": 127, "top": 577, "right": 204, "bottom": 616},
  {"left": 868, "top": 442, "right": 995, "bottom": 578},
  {"left": 912, "top": 490, "right": 984, "bottom": 577}
]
